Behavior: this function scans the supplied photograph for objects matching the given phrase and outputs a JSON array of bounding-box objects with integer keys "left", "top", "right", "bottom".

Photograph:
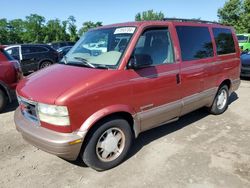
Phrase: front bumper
[{"left": 14, "top": 108, "right": 87, "bottom": 160}]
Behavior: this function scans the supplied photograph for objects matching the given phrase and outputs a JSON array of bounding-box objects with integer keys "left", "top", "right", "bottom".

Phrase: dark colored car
[
  {"left": 240, "top": 52, "right": 250, "bottom": 77},
  {"left": 5, "top": 44, "right": 59, "bottom": 75},
  {"left": 0, "top": 46, "right": 22, "bottom": 112},
  {"left": 48, "top": 42, "right": 75, "bottom": 50},
  {"left": 57, "top": 46, "right": 73, "bottom": 60}
]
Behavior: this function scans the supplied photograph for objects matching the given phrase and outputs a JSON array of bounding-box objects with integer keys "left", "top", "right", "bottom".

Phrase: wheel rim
[
  {"left": 96, "top": 127, "right": 125, "bottom": 162},
  {"left": 40, "top": 62, "right": 51, "bottom": 69},
  {"left": 217, "top": 89, "right": 227, "bottom": 110}
]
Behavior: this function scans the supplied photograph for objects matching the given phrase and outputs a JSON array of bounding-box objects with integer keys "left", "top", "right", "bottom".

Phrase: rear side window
[
  {"left": 213, "top": 28, "right": 235, "bottom": 55},
  {"left": 22, "top": 46, "right": 48, "bottom": 54},
  {"left": 176, "top": 26, "right": 213, "bottom": 61}
]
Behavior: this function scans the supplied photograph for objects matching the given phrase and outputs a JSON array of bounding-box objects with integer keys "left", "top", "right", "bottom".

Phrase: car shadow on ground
[
  {"left": 240, "top": 76, "right": 250, "bottom": 81},
  {"left": 2, "top": 100, "right": 19, "bottom": 114},
  {"left": 69, "top": 92, "right": 239, "bottom": 169}
]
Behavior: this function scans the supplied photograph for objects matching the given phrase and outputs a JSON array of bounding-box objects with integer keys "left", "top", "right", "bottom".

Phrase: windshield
[
  {"left": 237, "top": 35, "right": 249, "bottom": 43},
  {"left": 64, "top": 27, "right": 136, "bottom": 69}
]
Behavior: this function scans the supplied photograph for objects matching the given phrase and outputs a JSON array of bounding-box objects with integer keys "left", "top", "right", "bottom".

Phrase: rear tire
[
  {"left": 209, "top": 85, "right": 229, "bottom": 115},
  {"left": 0, "top": 89, "right": 7, "bottom": 113},
  {"left": 82, "top": 117, "right": 133, "bottom": 171},
  {"left": 39, "top": 61, "right": 52, "bottom": 69}
]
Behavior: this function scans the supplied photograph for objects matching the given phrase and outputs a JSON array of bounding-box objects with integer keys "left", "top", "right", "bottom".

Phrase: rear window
[
  {"left": 213, "top": 28, "right": 236, "bottom": 55},
  {"left": 176, "top": 26, "right": 213, "bottom": 61},
  {"left": 0, "top": 48, "right": 14, "bottom": 61},
  {"left": 237, "top": 35, "right": 248, "bottom": 43}
]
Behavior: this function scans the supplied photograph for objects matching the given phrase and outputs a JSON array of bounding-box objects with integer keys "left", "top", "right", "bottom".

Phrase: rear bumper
[{"left": 14, "top": 108, "right": 87, "bottom": 161}]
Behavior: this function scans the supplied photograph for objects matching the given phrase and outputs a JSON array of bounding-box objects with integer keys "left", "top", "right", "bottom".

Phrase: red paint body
[
  {"left": 0, "top": 46, "right": 20, "bottom": 90},
  {"left": 16, "top": 21, "right": 241, "bottom": 133}
]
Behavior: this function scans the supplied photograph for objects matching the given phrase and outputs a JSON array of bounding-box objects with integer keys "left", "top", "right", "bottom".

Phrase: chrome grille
[{"left": 17, "top": 96, "right": 38, "bottom": 122}]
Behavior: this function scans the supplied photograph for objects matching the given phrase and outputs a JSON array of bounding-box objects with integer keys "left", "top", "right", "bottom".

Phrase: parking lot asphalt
[{"left": 0, "top": 80, "right": 250, "bottom": 188}]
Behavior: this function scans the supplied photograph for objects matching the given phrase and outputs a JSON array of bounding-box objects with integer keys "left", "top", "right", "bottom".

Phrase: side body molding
[{"left": 78, "top": 104, "right": 140, "bottom": 137}]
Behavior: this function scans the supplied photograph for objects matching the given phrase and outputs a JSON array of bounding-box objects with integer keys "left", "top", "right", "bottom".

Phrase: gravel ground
[{"left": 0, "top": 80, "right": 250, "bottom": 188}]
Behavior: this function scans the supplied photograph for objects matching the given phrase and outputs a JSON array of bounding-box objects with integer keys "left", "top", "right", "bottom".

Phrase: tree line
[
  {"left": 218, "top": 0, "right": 250, "bottom": 33},
  {"left": 0, "top": 14, "right": 102, "bottom": 44},
  {"left": 1, "top": 1, "right": 249, "bottom": 45}
]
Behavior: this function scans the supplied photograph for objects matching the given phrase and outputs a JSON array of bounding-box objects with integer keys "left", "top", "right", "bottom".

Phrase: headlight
[{"left": 37, "top": 103, "right": 70, "bottom": 126}]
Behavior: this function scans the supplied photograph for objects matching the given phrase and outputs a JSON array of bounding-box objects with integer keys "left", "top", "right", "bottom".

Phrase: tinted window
[
  {"left": 237, "top": 35, "right": 248, "bottom": 43},
  {"left": 133, "top": 28, "right": 174, "bottom": 66},
  {"left": 34, "top": 46, "right": 48, "bottom": 52},
  {"left": 213, "top": 28, "right": 235, "bottom": 55},
  {"left": 22, "top": 46, "right": 48, "bottom": 54},
  {"left": 176, "top": 26, "right": 213, "bottom": 61},
  {"left": 22, "top": 47, "right": 33, "bottom": 54}
]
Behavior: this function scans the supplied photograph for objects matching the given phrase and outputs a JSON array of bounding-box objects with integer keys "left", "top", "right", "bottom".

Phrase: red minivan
[
  {"left": 14, "top": 19, "right": 241, "bottom": 171},
  {"left": 0, "top": 46, "right": 22, "bottom": 112}
]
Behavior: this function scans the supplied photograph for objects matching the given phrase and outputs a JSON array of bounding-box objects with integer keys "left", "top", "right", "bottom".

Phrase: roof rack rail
[{"left": 163, "top": 18, "right": 222, "bottom": 25}]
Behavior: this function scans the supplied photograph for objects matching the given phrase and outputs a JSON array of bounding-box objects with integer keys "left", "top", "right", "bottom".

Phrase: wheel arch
[
  {"left": 78, "top": 105, "right": 140, "bottom": 139},
  {"left": 218, "top": 79, "right": 231, "bottom": 92}
]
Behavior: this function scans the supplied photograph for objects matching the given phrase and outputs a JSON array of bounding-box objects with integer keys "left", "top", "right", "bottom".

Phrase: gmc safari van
[{"left": 14, "top": 19, "right": 241, "bottom": 171}]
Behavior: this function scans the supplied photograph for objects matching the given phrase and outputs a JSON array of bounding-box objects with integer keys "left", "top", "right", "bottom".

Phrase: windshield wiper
[{"left": 73, "top": 57, "right": 96, "bottom": 68}]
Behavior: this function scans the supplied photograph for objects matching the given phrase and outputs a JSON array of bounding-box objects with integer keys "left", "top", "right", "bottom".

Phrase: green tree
[
  {"left": 44, "top": 19, "right": 63, "bottom": 42},
  {"left": 218, "top": 0, "right": 243, "bottom": 32},
  {"left": 67, "top": 16, "right": 78, "bottom": 42},
  {"left": 135, "top": 10, "right": 165, "bottom": 21},
  {"left": 22, "top": 14, "right": 46, "bottom": 43},
  {"left": 8, "top": 19, "right": 25, "bottom": 44},
  {"left": 242, "top": 0, "right": 250, "bottom": 32},
  {"left": 0, "top": 19, "right": 8, "bottom": 44},
  {"left": 78, "top": 21, "right": 102, "bottom": 36}
]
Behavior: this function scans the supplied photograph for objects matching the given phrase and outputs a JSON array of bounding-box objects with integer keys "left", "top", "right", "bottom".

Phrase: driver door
[{"left": 128, "top": 27, "right": 181, "bottom": 131}]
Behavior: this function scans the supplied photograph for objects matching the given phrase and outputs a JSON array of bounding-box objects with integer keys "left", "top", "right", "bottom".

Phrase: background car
[
  {"left": 237, "top": 34, "right": 250, "bottom": 52},
  {"left": 5, "top": 44, "right": 59, "bottom": 75},
  {"left": 0, "top": 46, "right": 22, "bottom": 112},
  {"left": 48, "top": 42, "right": 75, "bottom": 50},
  {"left": 241, "top": 52, "right": 250, "bottom": 77},
  {"left": 57, "top": 46, "right": 73, "bottom": 60}
]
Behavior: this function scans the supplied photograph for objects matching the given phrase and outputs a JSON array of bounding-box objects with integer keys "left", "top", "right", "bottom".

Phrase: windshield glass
[
  {"left": 237, "top": 35, "right": 249, "bottom": 43},
  {"left": 64, "top": 27, "right": 136, "bottom": 69}
]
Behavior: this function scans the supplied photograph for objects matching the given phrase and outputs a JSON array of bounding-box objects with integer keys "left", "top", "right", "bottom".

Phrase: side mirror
[{"left": 127, "top": 54, "right": 153, "bottom": 70}]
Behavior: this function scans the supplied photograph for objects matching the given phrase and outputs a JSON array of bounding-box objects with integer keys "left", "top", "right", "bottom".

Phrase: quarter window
[
  {"left": 213, "top": 28, "right": 235, "bottom": 55},
  {"left": 176, "top": 26, "right": 213, "bottom": 61},
  {"left": 133, "top": 28, "right": 175, "bottom": 66}
]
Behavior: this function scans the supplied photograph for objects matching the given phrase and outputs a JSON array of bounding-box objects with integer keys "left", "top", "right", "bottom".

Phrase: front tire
[
  {"left": 82, "top": 117, "right": 133, "bottom": 171},
  {"left": 209, "top": 85, "right": 229, "bottom": 115},
  {"left": 0, "top": 89, "right": 7, "bottom": 113}
]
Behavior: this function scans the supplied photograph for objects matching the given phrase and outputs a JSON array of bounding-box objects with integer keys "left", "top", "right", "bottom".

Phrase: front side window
[
  {"left": 176, "top": 26, "right": 213, "bottom": 61},
  {"left": 6, "top": 47, "right": 20, "bottom": 59},
  {"left": 64, "top": 27, "right": 136, "bottom": 69},
  {"left": 133, "top": 28, "right": 175, "bottom": 66},
  {"left": 213, "top": 28, "right": 236, "bottom": 55}
]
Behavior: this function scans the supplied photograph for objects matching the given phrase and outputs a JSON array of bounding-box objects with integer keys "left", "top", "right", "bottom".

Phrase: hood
[{"left": 17, "top": 64, "right": 114, "bottom": 104}]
